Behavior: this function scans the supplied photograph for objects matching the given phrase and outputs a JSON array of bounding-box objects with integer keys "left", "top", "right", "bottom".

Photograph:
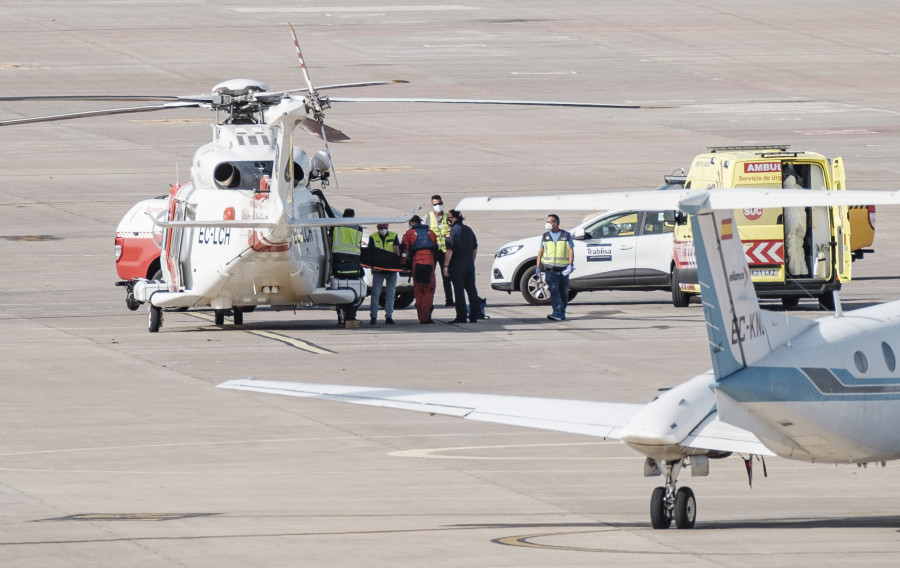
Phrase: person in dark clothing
[{"left": 442, "top": 210, "right": 483, "bottom": 324}]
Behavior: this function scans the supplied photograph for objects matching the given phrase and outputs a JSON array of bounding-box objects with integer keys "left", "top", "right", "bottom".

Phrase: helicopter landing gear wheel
[
  {"left": 233, "top": 307, "right": 243, "bottom": 326},
  {"left": 674, "top": 487, "right": 696, "bottom": 529},
  {"left": 214, "top": 309, "right": 226, "bottom": 326},
  {"left": 650, "top": 486, "right": 671, "bottom": 529},
  {"left": 148, "top": 306, "right": 163, "bottom": 333}
]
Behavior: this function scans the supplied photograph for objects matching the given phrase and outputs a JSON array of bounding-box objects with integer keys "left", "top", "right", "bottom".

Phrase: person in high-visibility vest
[
  {"left": 366, "top": 223, "right": 401, "bottom": 325},
  {"left": 331, "top": 208, "right": 363, "bottom": 326},
  {"left": 535, "top": 214, "right": 574, "bottom": 321},
  {"left": 427, "top": 194, "right": 454, "bottom": 306}
]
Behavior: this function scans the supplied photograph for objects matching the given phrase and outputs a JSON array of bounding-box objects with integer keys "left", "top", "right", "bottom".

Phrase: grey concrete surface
[{"left": 2, "top": 1, "right": 900, "bottom": 566}]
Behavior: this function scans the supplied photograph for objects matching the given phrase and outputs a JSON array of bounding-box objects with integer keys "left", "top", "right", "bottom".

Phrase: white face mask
[
  {"left": 433, "top": 204, "right": 443, "bottom": 212},
  {"left": 378, "top": 228, "right": 388, "bottom": 236},
  {"left": 545, "top": 222, "right": 553, "bottom": 231}
]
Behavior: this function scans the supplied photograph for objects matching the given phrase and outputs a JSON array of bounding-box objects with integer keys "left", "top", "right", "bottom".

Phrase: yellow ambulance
[{"left": 671, "top": 145, "right": 854, "bottom": 309}]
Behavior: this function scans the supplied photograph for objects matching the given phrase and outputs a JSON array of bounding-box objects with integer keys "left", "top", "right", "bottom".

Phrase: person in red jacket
[{"left": 400, "top": 215, "right": 438, "bottom": 324}]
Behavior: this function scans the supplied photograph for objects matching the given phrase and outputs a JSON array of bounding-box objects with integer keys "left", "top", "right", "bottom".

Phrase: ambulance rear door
[{"left": 830, "top": 156, "right": 852, "bottom": 282}]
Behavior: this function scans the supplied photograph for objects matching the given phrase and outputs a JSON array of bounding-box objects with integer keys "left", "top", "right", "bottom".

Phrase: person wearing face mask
[
  {"left": 535, "top": 214, "right": 574, "bottom": 321},
  {"left": 400, "top": 215, "right": 438, "bottom": 323},
  {"left": 365, "top": 223, "right": 401, "bottom": 325},
  {"left": 427, "top": 194, "right": 454, "bottom": 306},
  {"left": 443, "top": 210, "right": 484, "bottom": 324}
]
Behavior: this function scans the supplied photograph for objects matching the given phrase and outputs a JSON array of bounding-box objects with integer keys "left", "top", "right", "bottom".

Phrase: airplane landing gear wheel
[
  {"left": 149, "top": 306, "right": 163, "bottom": 333},
  {"left": 674, "top": 486, "right": 696, "bottom": 529},
  {"left": 214, "top": 309, "right": 226, "bottom": 325},
  {"left": 233, "top": 307, "right": 243, "bottom": 326},
  {"left": 650, "top": 486, "right": 671, "bottom": 529}
]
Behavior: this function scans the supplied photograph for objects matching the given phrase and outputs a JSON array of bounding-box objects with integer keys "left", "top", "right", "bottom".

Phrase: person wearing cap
[{"left": 400, "top": 215, "right": 438, "bottom": 324}]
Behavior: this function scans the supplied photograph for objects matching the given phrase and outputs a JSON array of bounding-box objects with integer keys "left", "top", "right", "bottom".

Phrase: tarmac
[{"left": 3, "top": 1, "right": 900, "bottom": 566}]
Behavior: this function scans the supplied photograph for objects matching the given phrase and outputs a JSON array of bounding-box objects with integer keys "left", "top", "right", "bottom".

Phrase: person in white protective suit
[{"left": 782, "top": 174, "right": 809, "bottom": 276}]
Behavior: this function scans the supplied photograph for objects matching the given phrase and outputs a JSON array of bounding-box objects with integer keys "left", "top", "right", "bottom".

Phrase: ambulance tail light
[
  {"left": 868, "top": 205, "right": 876, "bottom": 229},
  {"left": 115, "top": 236, "right": 124, "bottom": 262}
]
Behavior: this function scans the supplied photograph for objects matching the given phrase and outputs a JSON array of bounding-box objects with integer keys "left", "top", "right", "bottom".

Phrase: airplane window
[
  {"left": 882, "top": 342, "right": 896, "bottom": 372},
  {"left": 853, "top": 351, "right": 868, "bottom": 374}
]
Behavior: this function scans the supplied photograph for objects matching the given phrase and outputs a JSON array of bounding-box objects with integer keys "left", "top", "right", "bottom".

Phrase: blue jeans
[
  {"left": 544, "top": 269, "right": 569, "bottom": 319},
  {"left": 370, "top": 271, "right": 398, "bottom": 318}
]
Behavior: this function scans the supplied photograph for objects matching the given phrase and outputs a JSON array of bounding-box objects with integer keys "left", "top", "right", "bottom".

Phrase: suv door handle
[{"left": 618, "top": 244, "right": 634, "bottom": 250}]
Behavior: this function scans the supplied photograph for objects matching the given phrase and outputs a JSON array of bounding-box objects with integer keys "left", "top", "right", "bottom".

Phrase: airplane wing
[
  {"left": 457, "top": 188, "right": 900, "bottom": 213},
  {"left": 217, "top": 378, "right": 644, "bottom": 439},
  {"left": 286, "top": 210, "right": 417, "bottom": 228},
  {"left": 149, "top": 211, "right": 417, "bottom": 229},
  {"left": 682, "top": 413, "right": 775, "bottom": 456}
]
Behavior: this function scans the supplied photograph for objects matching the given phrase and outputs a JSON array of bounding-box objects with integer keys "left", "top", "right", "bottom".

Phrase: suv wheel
[{"left": 519, "top": 265, "right": 552, "bottom": 306}]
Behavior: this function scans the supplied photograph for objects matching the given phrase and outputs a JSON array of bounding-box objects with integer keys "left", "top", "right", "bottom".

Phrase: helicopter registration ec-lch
[{"left": 1, "top": 25, "right": 644, "bottom": 332}]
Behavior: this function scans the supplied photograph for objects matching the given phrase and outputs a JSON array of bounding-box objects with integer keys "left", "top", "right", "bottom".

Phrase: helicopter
[{"left": 0, "top": 25, "right": 644, "bottom": 333}]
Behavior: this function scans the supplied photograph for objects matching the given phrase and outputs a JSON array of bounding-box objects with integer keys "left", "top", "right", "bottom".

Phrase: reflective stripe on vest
[
  {"left": 540, "top": 231, "right": 571, "bottom": 268},
  {"left": 333, "top": 226, "right": 362, "bottom": 256},
  {"left": 371, "top": 232, "right": 397, "bottom": 252},
  {"left": 427, "top": 211, "right": 451, "bottom": 252}
]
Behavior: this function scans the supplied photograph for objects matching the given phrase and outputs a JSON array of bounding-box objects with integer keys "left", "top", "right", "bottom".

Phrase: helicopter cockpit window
[
  {"left": 584, "top": 212, "right": 639, "bottom": 239},
  {"left": 214, "top": 161, "right": 274, "bottom": 190}
]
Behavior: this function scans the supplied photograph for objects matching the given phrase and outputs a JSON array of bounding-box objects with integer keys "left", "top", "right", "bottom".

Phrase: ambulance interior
[{"left": 734, "top": 161, "right": 832, "bottom": 280}]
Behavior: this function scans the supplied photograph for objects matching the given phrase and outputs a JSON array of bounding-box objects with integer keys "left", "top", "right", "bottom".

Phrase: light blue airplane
[{"left": 220, "top": 188, "right": 900, "bottom": 529}]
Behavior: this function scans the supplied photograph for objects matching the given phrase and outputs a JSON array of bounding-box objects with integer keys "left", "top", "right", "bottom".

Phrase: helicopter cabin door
[{"left": 163, "top": 197, "right": 191, "bottom": 291}]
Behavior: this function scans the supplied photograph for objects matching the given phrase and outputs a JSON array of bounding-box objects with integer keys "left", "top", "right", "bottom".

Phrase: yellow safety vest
[
  {"left": 428, "top": 211, "right": 451, "bottom": 252},
  {"left": 540, "top": 231, "right": 571, "bottom": 268},
  {"left": 333, "top": 226, "right": 362, "bottom": 256},
  {"left": 371, "top": 231, "right": 397, "bottom": 252}
]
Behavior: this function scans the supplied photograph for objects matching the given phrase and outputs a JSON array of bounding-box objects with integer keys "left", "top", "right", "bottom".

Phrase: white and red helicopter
[{"left": 0, "top": 26, "right": 641, "bottom": 332}]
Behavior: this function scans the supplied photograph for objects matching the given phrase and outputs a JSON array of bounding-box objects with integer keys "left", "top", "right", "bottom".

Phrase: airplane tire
[
  {"left": 393, "top": 290, "right": 415, "bottom": 310},
  {"left": 233, "top": 307, "right": 243, "bottom": 326},
  {"left": 214, "top": 309, "right": 226, "bottom": 325},
  {"left": 674, "top": 487, "right": 696, "bottom": 529},
  {"left": 148, "top": 306, "right": 162, "bottom": 333},
  {"left": 650, "top": 487, "right": 671, "bottom": 529}
]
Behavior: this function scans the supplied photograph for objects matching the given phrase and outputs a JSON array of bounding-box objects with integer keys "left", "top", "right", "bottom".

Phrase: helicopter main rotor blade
[
  {"left": 328, "top": 96, "right": 644, "bottom": 109},
  {"left": 289, "top": 23, "right": 316, "bottom": 96},
  {"left": 257, "top": 80, "right": 410, "bottom": 101},
  {"left": 299, "top": 117, "right": 350, "bottom": 142},
  {"left": 0, "top": 94, "right": 214, "bottom": 103},
  {"left": 0, "top": 101, "right": 201, "bottom": 127}
]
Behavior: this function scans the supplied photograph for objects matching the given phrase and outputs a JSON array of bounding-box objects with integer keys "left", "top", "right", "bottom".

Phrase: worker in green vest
[
  {"left": 331, "top": 208, "right": 363, "bottom": 327},
  {"left": 535, "top": 213, "right": 574, "bottom": 321},
  {"left": 366, "top": 223, "right": 401, "bottom": 325},
  {"left": 427, "top": 194, "right": 454, "bottom": 306}
]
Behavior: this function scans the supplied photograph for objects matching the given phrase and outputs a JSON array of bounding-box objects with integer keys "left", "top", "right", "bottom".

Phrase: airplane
[
  {"left": 219, "top": 187, "right": 900, "bottom": 529},
  {"left": 0, "top": 25, "right": 642, "bottom": 333}
]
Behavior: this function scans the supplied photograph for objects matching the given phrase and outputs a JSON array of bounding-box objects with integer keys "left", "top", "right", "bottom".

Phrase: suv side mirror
[{"left": 572, "top": 227, "right": 586, "bottom": 240}]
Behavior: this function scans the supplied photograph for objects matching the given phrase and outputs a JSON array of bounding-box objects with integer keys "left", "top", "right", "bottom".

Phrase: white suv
[{"left": 491, "top": 209, "right": 676, "bottom": 305}]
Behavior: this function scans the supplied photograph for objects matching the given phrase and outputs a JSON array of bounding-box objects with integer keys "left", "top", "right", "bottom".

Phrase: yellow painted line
[{"left": 189, "top": 313, "right": 333, "bottom": 354}]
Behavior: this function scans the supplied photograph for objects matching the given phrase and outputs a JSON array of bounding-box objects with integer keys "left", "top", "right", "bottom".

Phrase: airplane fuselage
[{"left": 716, "top": 300, "right": 900, "bottom": 464}]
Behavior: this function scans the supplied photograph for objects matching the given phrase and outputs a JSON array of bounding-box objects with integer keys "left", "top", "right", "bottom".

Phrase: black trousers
[
  {"left": 435, "top": 250, "right": 453, "bottom": 303},
  {"left": 449, "top": 262, "right": 480, "bottom": 321}
]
